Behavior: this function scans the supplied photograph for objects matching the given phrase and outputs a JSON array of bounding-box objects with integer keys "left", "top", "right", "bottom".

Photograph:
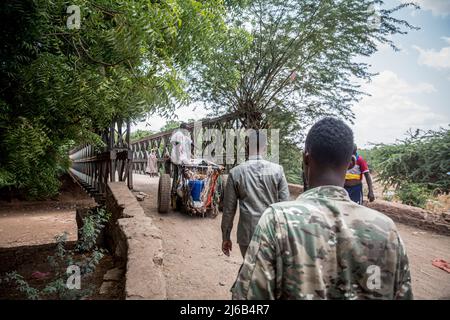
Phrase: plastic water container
[{"left": 188, "top": 180, "right": 204, "bottom": 201}]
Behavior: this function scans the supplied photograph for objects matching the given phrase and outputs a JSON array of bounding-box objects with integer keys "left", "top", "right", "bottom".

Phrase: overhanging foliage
[{"left": 0, "top": 0, "right": 226, "bottom": 198}]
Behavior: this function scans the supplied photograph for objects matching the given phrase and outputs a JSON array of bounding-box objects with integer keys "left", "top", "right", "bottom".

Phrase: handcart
[{"left": 157, "top": 159, "right": 226, "bottom": 217}]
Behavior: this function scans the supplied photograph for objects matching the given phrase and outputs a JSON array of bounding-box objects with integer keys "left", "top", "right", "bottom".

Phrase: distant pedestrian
[
  {"left": 344, "top": 144, "right": 375, "bottom": 204},
  {"left": 145, "top": 149, "right": 159, "bottom": 177}
]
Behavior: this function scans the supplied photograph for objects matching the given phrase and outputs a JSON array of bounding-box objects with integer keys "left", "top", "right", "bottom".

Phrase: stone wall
[
  {"left": 288, "top": 184, "right": 303, "bottom": 198},
  {"left": 105, "top": 182, "right": 166, "bottom": 299},
  {"left": 366, "top": 200, "right": 450, "bottom": 236}
]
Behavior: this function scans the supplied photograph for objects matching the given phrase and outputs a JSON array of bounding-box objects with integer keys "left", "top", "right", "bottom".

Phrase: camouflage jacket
[{"left": 231, "top": 186, "right": 413, "bottom": 300}]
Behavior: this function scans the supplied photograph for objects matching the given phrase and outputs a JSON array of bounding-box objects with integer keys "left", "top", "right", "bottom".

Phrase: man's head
[
  {"left": 178, "top": 122, "right": 191, "bottom": 139},
  {"left": 303, "top": 117, "right": 354, "bottom": 188},
  {"left": 248, "top": 129, "right": 268, "bottom": 156}
]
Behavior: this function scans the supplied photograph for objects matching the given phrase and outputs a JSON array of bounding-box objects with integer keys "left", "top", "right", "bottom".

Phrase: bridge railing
[
  {"left": 131, "top": 113, "right": 244, "bottom": 175},
  {"left": 69, "top": 120, "right": 133, "bottom": 203},
  {"left": 69, "top": 113, "right": 246, "bottom": 202}
]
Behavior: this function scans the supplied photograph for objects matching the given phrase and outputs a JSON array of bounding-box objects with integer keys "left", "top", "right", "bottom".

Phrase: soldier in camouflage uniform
[{"left": 232, "top": 117, "right": 413, "bottom": 300}]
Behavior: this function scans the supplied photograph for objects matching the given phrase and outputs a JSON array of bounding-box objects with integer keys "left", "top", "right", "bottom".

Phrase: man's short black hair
[
  {"left": 180, "top": 122, "right": 189, "bottom": 130},
  {"left": 305, "top": 117, "right": 354, "bottom": 167}
]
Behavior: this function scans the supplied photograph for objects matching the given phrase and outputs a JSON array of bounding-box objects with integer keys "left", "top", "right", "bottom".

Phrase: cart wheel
[
  {"left": 219, "top": 174, "right": 228, "bottom": 212},
  {"left": 158, "top": 174, "right": 171, "bottom": 214}
]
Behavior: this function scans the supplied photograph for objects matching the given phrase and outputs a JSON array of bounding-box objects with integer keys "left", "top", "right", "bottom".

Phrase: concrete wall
[{"left": 105, "top": 182, "right": 166, "bottom": 299}]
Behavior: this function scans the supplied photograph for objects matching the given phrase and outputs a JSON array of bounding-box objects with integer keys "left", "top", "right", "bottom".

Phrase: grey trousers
[{"left": 239, "top": 245, "right": 248, "bottom": 258}]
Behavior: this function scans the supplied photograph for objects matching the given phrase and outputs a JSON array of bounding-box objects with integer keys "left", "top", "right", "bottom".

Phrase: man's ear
[
  {"left": 303, "top": 151, "right": 310, "bottom": 166},
  {"left": 348, "top": 155, "right": 356, "bottom": 170}
]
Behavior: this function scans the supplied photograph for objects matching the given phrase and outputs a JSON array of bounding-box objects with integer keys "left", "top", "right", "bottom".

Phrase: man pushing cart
[{"left": 157, "top": 123, "right": 226, "bottom": 217}]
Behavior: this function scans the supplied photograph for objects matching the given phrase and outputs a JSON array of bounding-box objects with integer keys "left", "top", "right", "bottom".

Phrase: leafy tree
[
  {"left": 190, "top": 0, "right": 417, "bottom": 125},
  {"left": 130, "top": 129, "right": 154, "bottom": 142},
  {"left": 159, "top": 118, "right": 197, "bottom": 132},
  {"left": 160, "top": 120, "right": 184, "bottom": 132},
  {"left": 187, "top": 0, "right": 418, "bottom": 182},
  {"left": 371, "top": 128, "right": 450, "bottom": 194},
  {"left": 0, "top": 0, "right": 226, "bottom": 198}
]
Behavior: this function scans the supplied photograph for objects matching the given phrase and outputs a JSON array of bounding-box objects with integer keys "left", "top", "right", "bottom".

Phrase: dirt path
[
  {"left": 134, "top": 174, "right": 241, "bottom": 299},
  {"left": 0, "top": 208, "right": 78, "bottom": 248},
  {"left": 134, "top": 174, "right": 450, "bottom": 300},
  {"left": 0, "top": 176, "right": 95, "bottom": 248},
  {"left": 396, "top": 224, "right": 450, "bottom": 300}
]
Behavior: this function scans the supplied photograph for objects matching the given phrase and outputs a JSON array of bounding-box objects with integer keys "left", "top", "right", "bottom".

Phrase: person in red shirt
[{"left": 344, "top": 144, "right": 375, "bottom": 204}]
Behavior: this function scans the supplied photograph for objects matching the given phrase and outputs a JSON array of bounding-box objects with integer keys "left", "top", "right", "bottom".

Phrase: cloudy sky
[
  {"left": 134, "top": 0, "right": 450, "bottom": 148},
  {"left": 351, "top": 0, "right": 450, "bottom": 147}
]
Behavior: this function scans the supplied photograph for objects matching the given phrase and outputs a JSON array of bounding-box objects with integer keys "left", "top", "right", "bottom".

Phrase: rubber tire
[{"left": 158, "top": 174, "right": 171, "bottom": 214}]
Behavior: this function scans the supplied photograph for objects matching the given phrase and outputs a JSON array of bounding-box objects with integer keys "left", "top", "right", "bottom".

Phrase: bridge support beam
[{"left": 69, "top": 119, "right": 133, "bottom": 202}]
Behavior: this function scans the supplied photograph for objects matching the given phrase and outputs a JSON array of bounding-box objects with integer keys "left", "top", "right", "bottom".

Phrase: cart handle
[{"left": 181, "top": 164, "right": 224, "bottom": 170}]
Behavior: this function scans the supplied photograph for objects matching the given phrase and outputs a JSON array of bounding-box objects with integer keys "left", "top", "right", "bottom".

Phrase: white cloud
[
  {"left": 402, "top": 0, "right": 450, "bottom": 17},
  {"left": 352, "top": 70, "right": 447, "bottom": 147},
  {"left": 414, "top": 37, "right": 450, "bottom": 70}
]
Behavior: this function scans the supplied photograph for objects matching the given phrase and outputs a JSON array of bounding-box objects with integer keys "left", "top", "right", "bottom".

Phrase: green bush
[
  {"left": 397, "top": 183, "right": 430, "bottom": 209},
  {"left": 1, "top": 207, "right": 111, "bottom": 300},
  {"left": 371, "top": 128, "right": 450, "bottom": 194},
  {"left": 0, "top": 117, "right": 68, "bottom": 199},
  {"left": 75, "top": 207, "right": 111, "bottom": 253},
  {"left": 367, "top": 128, "right": 449, "bottom": 208},
  {"left": 280, "top": 142, "right": 303, "bottom": 185}
]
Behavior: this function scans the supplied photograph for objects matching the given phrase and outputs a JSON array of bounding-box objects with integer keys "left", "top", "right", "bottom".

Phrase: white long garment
[
  {"left": 145, "top": 152, "right": 158, "bottom": 174},
  {"left": 170, "top": 130, "right": 192, "bottom": 165}
]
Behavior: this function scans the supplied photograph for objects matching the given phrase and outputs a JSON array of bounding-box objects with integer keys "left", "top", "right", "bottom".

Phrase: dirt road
[
  {"left": 397, "top": 224, "right": 450, "bottom": 299},
  {"left": 0, "top": 178, "right": 95, "bottom": 248},
  {"left": 135, "top": 174, "right": 241, "bottom": 299},
  {"left": 134, "top": 174, "right": 450, "bottom": 300},
  {"left": 0, "top": 208, "right": 78, "bottom": 248}
]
